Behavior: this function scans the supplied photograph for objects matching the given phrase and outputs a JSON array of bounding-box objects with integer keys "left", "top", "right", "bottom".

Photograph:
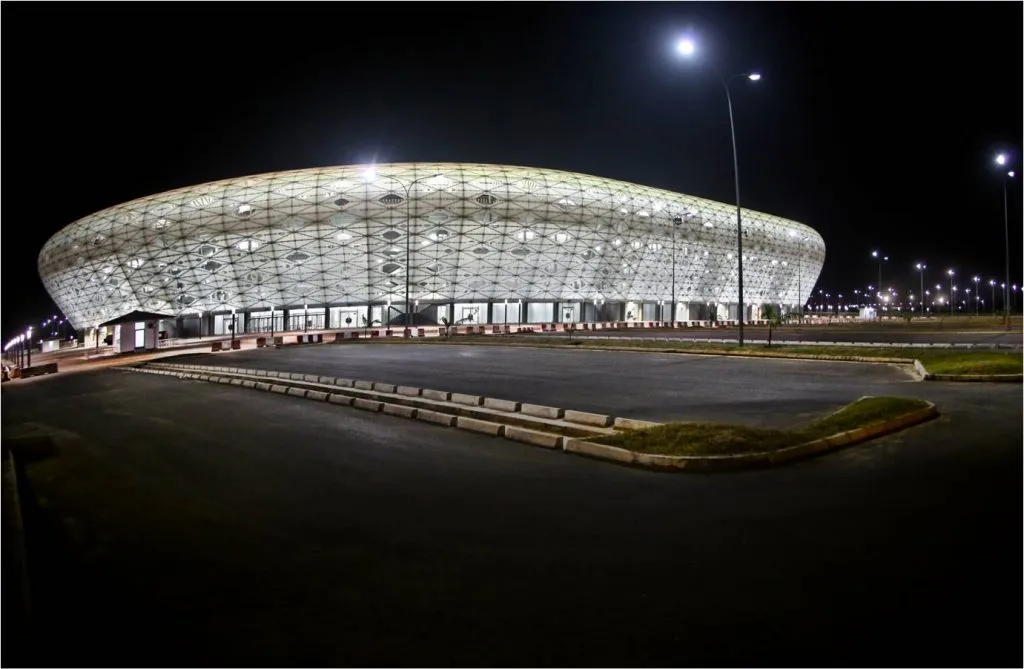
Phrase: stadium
[{"left": 38, "top": 163, "right": 825, "bottom": 338}]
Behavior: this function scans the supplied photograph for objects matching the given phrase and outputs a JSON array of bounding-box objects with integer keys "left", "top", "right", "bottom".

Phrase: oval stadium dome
[{"left": 38, "top": 163, "right": 825, "bottom": 335}]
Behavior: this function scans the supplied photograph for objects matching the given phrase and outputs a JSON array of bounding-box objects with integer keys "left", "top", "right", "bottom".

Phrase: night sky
[{"left": 3, "top": 2, "right": 1021, "bottom": 341}]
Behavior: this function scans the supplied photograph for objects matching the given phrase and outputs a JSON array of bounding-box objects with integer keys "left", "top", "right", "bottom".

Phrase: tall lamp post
[
  {"left": 916, "top": 263, "right": 927, "bottom": 317},
  {"left": 677, "top": 37, "right": 761, "bottom": 346},
  {"left": 383, "top": 168, "right": 446, "bottom": 329},
  {"left": 994, "top": 155, "right": 1015, "bottom": 325},
  {"left": 871, "top": 251, "right": 888, "bottom": 302},
  {"left": 989, "top": 280, "right": 997, "bottom": 315},
  {"left": 947, "top": 269, "right": 955, "bottom": 316},
  {"left": 972, "top": 276, "right": 980, "bottom": 315},
  {"left": 26, "top": 327, "right": 32, "bottom": 368}
]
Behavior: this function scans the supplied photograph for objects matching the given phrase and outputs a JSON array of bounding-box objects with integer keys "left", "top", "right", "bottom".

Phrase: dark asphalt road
[
  {"left": 177, "top": 343, "right": 997, "bottom": 429},
  {"left": 2, "top": 358, "right": 1021, "bottom": 667}
]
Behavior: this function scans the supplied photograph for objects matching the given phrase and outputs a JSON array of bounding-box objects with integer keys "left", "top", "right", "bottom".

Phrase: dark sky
[{"left": 3, "top": 2, "right": 1021, "bottom": 340}]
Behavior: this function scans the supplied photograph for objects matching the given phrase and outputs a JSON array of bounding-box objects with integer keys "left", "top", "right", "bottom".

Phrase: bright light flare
[
  {"left": 676, "top": 38, "right": 696, "bottom": 56},
  {"left": 747, "top": 73, "right": 761, "bottom": 81}
]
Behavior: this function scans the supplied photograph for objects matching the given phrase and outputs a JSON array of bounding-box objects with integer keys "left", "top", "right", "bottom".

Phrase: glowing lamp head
[
  {"left": 996, "top": 153, "right": 1007, "bottom": 166},
  {"left": 676, "top": 38, "right": 696, "bottom": 56},
  {"left": 747, "top": 73, "right": 761, "bottom": 81}
]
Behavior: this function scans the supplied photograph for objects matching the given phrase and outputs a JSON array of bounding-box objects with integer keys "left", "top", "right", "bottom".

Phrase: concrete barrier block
[
  {"left": 383, "top": 403, "right": 417, "bottom": 418},
  {"left": 303, "top": 374, "right": 320, "bottom": 382},
  {"left": 290, "top": 373, "right": 307, "bottom": 381},
  {"left": 422, "top": 389, "right": 452, "bottom": 401},
  {"left": 266, "top": 370, "right": 281, "bottom": 378},
  {"left": 563, "top": 409, "right": 614, "bottom": 427},
  {"left": 397, "top": 386, "right": 422, "bottom": 397},
  {"left": 241, "top": 380, "right": 256, "bottom": 388},
  {"left": 456, "top": 416, "right": 506, "bottom": 436},
  {"left": 505, "top": 426, "right": 563, "bottom": 449},
  {"left": 520, "top": 403, "right": 565, "bottom": 419},
  {"left": 254, "top": 382, "right": 271, "bottom": 392},
  {"left": 256, "top": 369, "right": 269, "bottom": 376},
  {"left": 352, "top": 398, "right": 383, "bottom": 412},
  {"left": 333, "top": 378, "right": 354, "bottom": 388},
  {"left": 483, "top": 397, "right": 520, "bottom": 412},
  {"left": 451, "top": 392, "right": 483, "bottom": 406},
  {"left": 328, "top": 395, "right": 353, "bottom": 406},
  {"left": 633, "top": 451, "right": 695, "bottom": 469},
  {"left": 612, "top": 417, "right": 661, "bottom": 430},
  {"left": 354, "top": 380, "right": 374, "bottom": 391},
  {"left": 270, "top": 384, "right": 289, "bottom": 394},
  {"left": 287, "top": 387, "right": 308, "bottom": 398},
  {"left": 217, "top": 377, "right": 232, "bottom": 384},
  {"left": 229, "top": 379, "right": 244, "bottom": 386},
  {"left": 416, "top": 409, "right": 456, "bottom": 427},
  {"left": 306, "top": 390, "right": 329, "bottom": 402},
  {"left": 373, "top": 382, "right": 397, "bottom": 393},
  {"left": 318, "top": 376, "right": 336, "bottom": 385},
  {"left": 564, "top": 438, "right": 636, "bottom": 463}
]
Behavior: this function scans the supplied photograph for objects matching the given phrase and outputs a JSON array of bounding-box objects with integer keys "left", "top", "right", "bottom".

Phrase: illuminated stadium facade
[{"left": 39, "top": 163, "right": 825, "bottom": 336}]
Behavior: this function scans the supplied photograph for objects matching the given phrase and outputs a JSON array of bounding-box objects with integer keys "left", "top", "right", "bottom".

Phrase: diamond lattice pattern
[{"left": 38, "top": 163, "right": 826, "bottom": 328}]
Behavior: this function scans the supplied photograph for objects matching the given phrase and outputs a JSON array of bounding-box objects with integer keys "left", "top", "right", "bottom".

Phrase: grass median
[
  {"left": 590, "top": 396, "right": 932, "bottom": 457},
  {"left": 377, "top": 335, "right": 1022, "bottom": 376}
]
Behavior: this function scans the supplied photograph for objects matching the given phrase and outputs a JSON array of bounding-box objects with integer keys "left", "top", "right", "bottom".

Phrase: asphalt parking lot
[
  {"left": 2, "top": 348, "right": 1020, "bottom": 667},
  {"left": 178, "top": 343, "right": 984, "bottom": 428}
]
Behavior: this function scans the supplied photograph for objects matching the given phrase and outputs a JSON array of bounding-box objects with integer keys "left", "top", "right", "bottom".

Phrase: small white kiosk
[{"left": 98, "top": 310, "right": 173, "bottom": 354}]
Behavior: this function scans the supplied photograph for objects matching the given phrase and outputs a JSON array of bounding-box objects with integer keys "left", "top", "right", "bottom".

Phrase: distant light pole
[
  {"left": 972, "top": 276, "right": 980, "bottom": 315},
  {"left": 392, "top": 169, "right": 445, "bottom": 328},
  {"left": 26, "top": 326, "right": 32, "bottom": 368},
  {"left": 676, "top": 36, "right": 761, "bottom": 346},
  {"left": 231, "top": 308, "right": 236, "bottom": 347},
  {"left": 916, "top": 263, "right": 927, "bottom": 317},
  {"left": 270, "top": 304, "right": 275, "bottom": 341},
  {"left": 947, "top": 269, "right": 955, "bottom": 315},
  {"left": 995, "top": 154, "right": 1015, "bottom": 325},
  {"left": 871, "top": 250, "right": 888, "bottom": 300},
  {"left": 989, "top": 279, "right": 997, "bottom": 314}
]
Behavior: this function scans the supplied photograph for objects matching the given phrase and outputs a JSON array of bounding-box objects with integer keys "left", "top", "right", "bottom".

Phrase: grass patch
[
  {"left": 384, "top": 335, "right": 1021, "bottom": 376},
  {"left": 592, "top": 396, "right": 932, "bottom": 457}
]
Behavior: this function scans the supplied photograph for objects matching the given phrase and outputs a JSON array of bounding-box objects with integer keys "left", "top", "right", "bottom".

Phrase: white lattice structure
[{"left": 39, "top": 163, "right": 825, "bottom": 331}]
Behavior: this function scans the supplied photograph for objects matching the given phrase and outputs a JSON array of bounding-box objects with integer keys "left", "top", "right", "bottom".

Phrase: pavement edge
[{"left": 562, "top": 400, "right": 940, "bottom": 472}]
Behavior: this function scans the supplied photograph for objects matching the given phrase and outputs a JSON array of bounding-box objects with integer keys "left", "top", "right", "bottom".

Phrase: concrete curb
[
  {"left": 913, "top": 359, "right": 1022, "bottom": 382},
  {"left": 129, "top": 362, "right": 639, "bottom": 434},
  {"left": 118, "top": 363, "right": 645, "bottom": 453},
  {"left": 563, "top": 400, "right": 939, "bottom": 472}
]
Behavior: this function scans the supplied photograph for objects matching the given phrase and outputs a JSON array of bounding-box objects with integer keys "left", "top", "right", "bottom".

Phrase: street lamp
[
  {"left": 677, "top": 37, "right": 761, "bottom": 346},
  {"left": 989, "top": 279, "right": 997, "bottom": 314},
  {"left": 995, "top": 153, "right": 1015, "bottom": 326},
  {"left": 915, "top": 263, "right": 927, "bottom": 317},
  {"left": 231, "top": 308, "right": 236, "bottom": 347},
  {"left": 947, "top": 269, "right": 955, "bottom": 316},
  {"left": 26, "top": 326, "right": 32, "bottom": 368},
  {"left": 393, "top": 169, "right": 446, "bottom": 329},
  {"left": 871, "top": 250, "right": 888, "bottom": 299},
  {"left": 972, "top": 276, "right": 980, "bottom": 315}
]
